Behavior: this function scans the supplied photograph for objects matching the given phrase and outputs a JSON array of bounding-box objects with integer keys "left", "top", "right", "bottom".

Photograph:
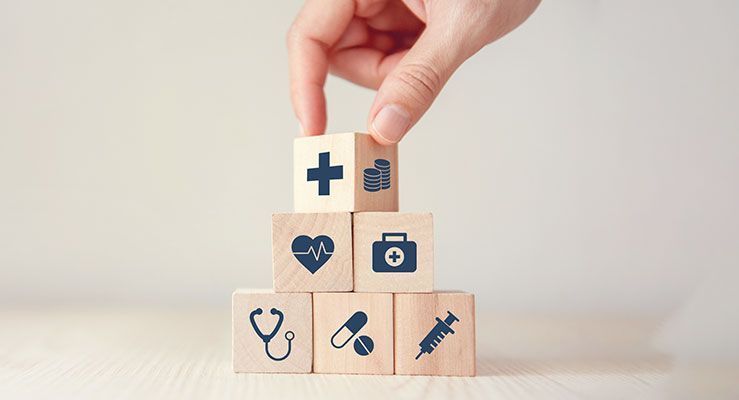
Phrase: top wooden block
[{"left": 294, "top": 132, "right": 399, "bottom": 213}]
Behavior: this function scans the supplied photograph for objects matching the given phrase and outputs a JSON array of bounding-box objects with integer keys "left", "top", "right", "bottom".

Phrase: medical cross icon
[
  {"left": 388, "top": 250, "right": 401, "bottom": 263},
  {"left": 307, "top": 152, "right": 343, "bottom": 196}
]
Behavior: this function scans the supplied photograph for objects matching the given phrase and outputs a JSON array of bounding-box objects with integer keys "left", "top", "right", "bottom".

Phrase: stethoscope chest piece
[{"left": 249, "top": 307, "right": 294, "bottom": 362}]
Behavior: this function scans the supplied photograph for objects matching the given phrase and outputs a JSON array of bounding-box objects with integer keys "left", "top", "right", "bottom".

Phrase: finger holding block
[
  {"left": 294, "top": 132, "right": 398, "bottom": 213},
  {"left": 232, "top": 290, "right": 312, "bottom": 373},
  {"left": 272, "top": 212, "right": 352, "bottom": 292},
  {"left": 313, "top": 292, "right": 394, "bottom": 375},
  {"left": 394, "top": 292, "right": 476, "bottom": 376},
  {"left": 353, "top": 212, "right": 434, "bottom": 293}
]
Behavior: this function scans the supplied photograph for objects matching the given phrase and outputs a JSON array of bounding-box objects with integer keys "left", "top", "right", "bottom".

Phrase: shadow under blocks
[{"left": 233, "top": 132, "right": 476, "bottom": 376}]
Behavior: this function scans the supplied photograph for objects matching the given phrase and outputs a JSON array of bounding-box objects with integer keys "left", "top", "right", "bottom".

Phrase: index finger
[{"left": 287, "top": 0, "right": 355, "bottom": 136}]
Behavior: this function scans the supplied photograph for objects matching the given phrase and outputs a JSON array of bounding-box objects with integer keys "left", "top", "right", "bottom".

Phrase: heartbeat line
[{"left": 293, "top": 242, "right": 334, "bottom": 261}]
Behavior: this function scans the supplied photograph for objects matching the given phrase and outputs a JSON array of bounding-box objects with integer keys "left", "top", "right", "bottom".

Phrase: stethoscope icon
[{"left": 249, "top": 307, "right": 294, "bottom": 362}]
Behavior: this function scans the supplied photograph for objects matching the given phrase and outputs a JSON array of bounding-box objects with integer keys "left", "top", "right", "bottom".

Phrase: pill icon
[
  {"left": 353, "top": 335, "right": 374, "bottom": 356},
  {"left": 331, "top": 311, "right": 368, "bottom": 349}
]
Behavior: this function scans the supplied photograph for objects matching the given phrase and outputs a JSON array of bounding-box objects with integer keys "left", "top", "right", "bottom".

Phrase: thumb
[{"left": 367, "top": 22, "right": 474, "bottom": 145}]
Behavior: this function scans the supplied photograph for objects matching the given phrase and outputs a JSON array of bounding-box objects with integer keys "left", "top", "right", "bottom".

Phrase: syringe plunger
[{"left": 442, "top": 310, "right": 459, "bottom": 327}]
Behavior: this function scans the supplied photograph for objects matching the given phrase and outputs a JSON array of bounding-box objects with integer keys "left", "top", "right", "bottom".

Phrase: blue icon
[
  {"left": 331, "top": 311, "right": 374, "bottom": 356},
  {"left": 353, "top": 335, "right": 374, "bottom": 356},
  {"left": 372, "top": 233, "right": 417, "bottom": 273},
  {"left": 249, "top": 307, "right": 294, "bottom": 362},
  {"left": 415, "top": 311, "right": 459, "bottom": 360},
  {"left": 363, "top": 158, "right": 391, "bottom": 192},
  {"left": 291, "top": 235, "right": 334, "bottom": 274},
  {"left": 307, "top": 152, "right": 343, "bottom": 196}
]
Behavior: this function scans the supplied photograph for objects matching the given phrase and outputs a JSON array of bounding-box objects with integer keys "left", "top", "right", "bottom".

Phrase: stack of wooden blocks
[{"left": 233, "top": 132, "right": 476, "bottom": 376}]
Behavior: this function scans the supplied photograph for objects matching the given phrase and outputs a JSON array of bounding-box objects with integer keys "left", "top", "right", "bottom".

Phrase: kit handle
[{"left": 381, "top": 232, "right": 407, "bottom": 242}]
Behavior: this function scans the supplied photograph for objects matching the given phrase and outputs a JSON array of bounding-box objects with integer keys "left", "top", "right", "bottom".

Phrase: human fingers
[
  {"left": 287, "top": 0, "right": 355, "bottom": 135},
  {"left": 329, "top": 47, "right": 408, "bottom": 89},
  {"left": 367, "top": 0, "right": 542, "bottom": 144}
]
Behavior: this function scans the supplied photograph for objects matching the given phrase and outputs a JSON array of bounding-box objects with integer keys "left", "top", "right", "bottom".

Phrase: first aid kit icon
[{"left": 372, "top": 232, "right": 417, "bottom": 273}]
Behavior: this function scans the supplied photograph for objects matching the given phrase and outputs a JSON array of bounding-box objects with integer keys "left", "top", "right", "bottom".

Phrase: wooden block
[
  {"left": 232, "top": 289, "right": 312, "bottom": 373},
  {"left": 294, "top": 132, "right": 399, "bottom": 213},
  {"left": 353, "top": 212, "right": 433, "bottom": 293},
  {"left": 394, "top": 292, "right": 476, "bottom": 376},
  {"left": 272, "top": 212, "right": 352, "bottom": 292},
  {"left": 313, "top": 292, "right": 394, "bottom": 375}
]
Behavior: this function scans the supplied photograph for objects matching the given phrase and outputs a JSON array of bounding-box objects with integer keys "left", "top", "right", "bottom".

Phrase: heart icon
[{"left": 291, "top": 235, "right": 334, "bottom": 274}]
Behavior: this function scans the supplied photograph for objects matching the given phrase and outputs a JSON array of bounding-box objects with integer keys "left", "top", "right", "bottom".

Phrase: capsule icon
[{"left": 331, "top": 311, "right": 368, "bottom": 349}]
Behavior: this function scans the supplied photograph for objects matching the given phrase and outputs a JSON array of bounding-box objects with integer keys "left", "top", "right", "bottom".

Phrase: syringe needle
[{"left": 415, "top": 350, "right": 424, "bottom": 360}]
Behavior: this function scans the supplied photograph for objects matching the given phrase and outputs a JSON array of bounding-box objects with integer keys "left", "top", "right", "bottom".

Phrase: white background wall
[{"left": 1, "top": 0, "right": 737, "bottom": 314}]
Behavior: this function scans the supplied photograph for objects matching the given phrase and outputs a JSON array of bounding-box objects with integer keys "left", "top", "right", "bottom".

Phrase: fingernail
[
  {"left": 371, "top": 104, "right": 411, "bottom": 143},
  {"left": 298, "top": 121, "right": 306, "bottom": 136}
]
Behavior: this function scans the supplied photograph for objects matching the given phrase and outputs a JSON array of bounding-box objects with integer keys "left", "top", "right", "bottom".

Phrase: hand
[{"left": 287, "top": 0, "right": 541, "bottom": 145}]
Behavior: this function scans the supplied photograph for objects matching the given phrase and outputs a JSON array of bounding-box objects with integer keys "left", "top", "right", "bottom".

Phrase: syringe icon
[{"left": 415, "top": 310, "right": 460, "bottom": 360}]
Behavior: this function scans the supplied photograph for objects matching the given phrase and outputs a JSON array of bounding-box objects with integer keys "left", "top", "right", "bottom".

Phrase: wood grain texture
[
  {"left": 395, "top": 292, "right": 475, "bottom": 376},
  {"left": 293, "top": 132, "right": 398, "bottom": 213},
  {"left": 272, "top": 213, "right": 352, "bottom": 292},
  {"left": 313, "top": 293, "right": 394, "bottom": 375},
  {"left": 353, "top": 213, "right": 434, "bottom": 293},
  {"left": 4, "top": 307, "right": 738, "bottom": 400},
  {"left": 232, "top": 290, "right": 312, "bottom": 373}
]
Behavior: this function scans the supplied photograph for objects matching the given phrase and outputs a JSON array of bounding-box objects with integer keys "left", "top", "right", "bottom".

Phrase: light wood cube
[
  {"left": 394, "top": 292, "right": 476, "bottom": 376},
  {"left": 232, "top": 289, "right": 312, "bottom": 373},
  {"left": 353, "top": 212, "right": 433, "bottom": 293},
  {"left": 313, "top": 292, "right": 394, "bottom": 375},
  {"left": 294, "top": 132, "right": 398, "bottom": 213},
  {"left": 272, "top": 212, "right": 352, "bottom": 292}
]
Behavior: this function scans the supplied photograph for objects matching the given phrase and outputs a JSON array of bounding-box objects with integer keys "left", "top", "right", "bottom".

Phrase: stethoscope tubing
[{"left": 249, "top": 307, "right": 294, "bottom": 362}]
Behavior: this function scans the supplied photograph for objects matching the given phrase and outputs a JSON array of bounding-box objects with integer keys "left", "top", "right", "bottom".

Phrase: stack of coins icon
[
  {"left": 363, "top": 167, "right": 383, "bottom": 192},
  {"left": 362, "top": 158, "right": 391, "bottom": 192},
  {"left": 375, "top": 159, "right": 391, "bottom": 190}
]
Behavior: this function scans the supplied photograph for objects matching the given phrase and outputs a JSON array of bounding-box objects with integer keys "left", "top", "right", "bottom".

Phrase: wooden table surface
[{"left": 1, "top": 307, "right": 736, "bottom": 399}]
